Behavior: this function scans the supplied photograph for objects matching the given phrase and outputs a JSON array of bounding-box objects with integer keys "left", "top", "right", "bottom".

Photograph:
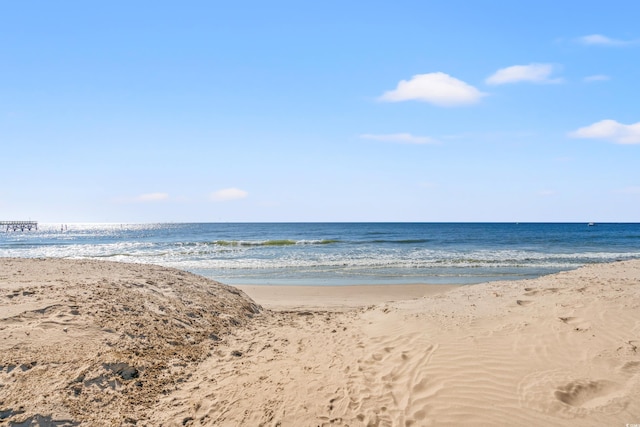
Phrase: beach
[{"left": 1, "top": 258, "right": 640, "bottom": 425}]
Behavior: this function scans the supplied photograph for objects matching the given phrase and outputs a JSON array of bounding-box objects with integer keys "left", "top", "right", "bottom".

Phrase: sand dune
[
  {"left": 0, "top": 258, "right": 260, "bottom": 426},
  {"left": 2, "top": 258, "right": 640, "bottom": 426}
]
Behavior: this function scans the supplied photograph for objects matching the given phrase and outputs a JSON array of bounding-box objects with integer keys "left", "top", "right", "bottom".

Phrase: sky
[{"left": 1, "top": 0, "right": 639, "bottom": 222}]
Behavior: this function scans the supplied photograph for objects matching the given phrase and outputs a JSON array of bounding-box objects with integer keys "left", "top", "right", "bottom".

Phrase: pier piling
[{"left": 1, "top": 221, "right": 38, "bottom": 232}]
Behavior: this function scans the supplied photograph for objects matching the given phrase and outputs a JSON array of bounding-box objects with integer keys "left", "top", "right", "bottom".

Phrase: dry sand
[{"left": 2, "top": 258, "right": 640, "bottom": 426}]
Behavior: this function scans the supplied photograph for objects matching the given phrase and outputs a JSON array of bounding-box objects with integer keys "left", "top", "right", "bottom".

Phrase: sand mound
[{"left": 0, "top": 258, "right": 261, "bottom": 426}]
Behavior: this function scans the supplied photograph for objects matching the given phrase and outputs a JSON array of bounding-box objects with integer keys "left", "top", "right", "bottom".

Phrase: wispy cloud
[
  {"left": 569, "top": 119, "right": 640, "bottom": 144},
  {"left": 359, "top": 133, "right": 438, "bottom": 144},
  {"left": 577, "top": 34, "right": 637, "bottom": 46},
  {"left": 210, "top": 187, "right": 248, "bottom": 202},
  {"left": 379, "top": 72, "right": 485, "bottom": 106},
  {"left": 583, "top": 74, "right": 611, "bottom": 82},
  {"left": 486, "top": 63, "right": 562, "bottom": 85}
]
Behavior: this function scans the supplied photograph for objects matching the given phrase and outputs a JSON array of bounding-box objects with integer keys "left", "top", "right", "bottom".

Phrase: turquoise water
[{"left": 1, "top": 223, "right": 639, "bottom": 285}]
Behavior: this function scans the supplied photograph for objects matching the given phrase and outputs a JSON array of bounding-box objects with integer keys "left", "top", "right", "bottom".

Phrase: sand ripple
[{"left": 2, "top": 258, "right": 640, "bottom": 426}]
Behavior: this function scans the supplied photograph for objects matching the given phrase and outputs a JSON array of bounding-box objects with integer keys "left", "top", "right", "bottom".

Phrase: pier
[{"left": 1, "top": 221, "right": 38, "bottom": 232}]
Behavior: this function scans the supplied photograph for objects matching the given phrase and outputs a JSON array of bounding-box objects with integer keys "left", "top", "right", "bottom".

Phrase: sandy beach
[
  {"left": 235, "top": 283, "right": 458, "bottom": 312},
  {"left": 1, "top": 258, "right": 640, "bottom": 426}
]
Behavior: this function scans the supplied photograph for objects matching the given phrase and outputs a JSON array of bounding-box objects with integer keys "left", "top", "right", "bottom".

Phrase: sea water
[{"left": 1, "top": 223, "right": 639, "bottom": 285}]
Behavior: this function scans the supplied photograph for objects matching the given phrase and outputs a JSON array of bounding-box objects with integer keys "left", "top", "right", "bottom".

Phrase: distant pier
[{"left": 1, "top": 221, "right": 38, "bottom": 231}]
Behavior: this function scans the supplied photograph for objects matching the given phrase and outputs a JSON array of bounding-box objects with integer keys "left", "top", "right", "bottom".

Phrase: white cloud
[
  {"left": 210, "top": 187, "right": 248, "bottom": 202},
  {"left": 569, "top": 120, "right": 640, "bottom": 145},
  {"left": 136, "top": 192, "right": 169, "bottom": 202},
  {"left": 583, "top": 74, "right": 611, "bottom": 82},
  {"left": 577, "top": 34, "right": 636, "bottom": 46},
  {"left": 486, "top": 63, "right": 562, "bottom": 85},
  {"left": 359, "top": 133, "right": 438, "bottom": 144},
  {"left": 379, "top": 72, "right": 485, "bottom": 106}
]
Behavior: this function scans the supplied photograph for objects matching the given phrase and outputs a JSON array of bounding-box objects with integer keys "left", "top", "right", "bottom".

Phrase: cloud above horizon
[
  {"left": 359, "top": 133, "right": 438, "bottom": 144},
  {"left": 210, "top": 187, "right": 248, "bottom": 202},
  {"left": 569, "top": 119, "right": 640, "bottom": 144},
  {"left": 379, "top": 72, "right": 485, "bottom": 106},
  {"left": 577, "top": 34, "right": 637, "bottom": 46},
  {"left": 583, "top": 74, "right": 611, "bottom": 82},
  {"left": 486, "top": 63, "right": 562, "bottom": 85}
]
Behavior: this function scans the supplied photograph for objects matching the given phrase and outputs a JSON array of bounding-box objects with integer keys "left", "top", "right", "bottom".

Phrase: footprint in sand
[
  {"left": 523, "top": 287, "right": 559, "bottom": 297},
  {"left": 558, "top": 316, "right": 591, "bottom": 332},
  {"left": 618, "top": 360, "right": 640, "bottom": 374},
  {"left": 554, "top": 379, "right": 619, "bottom": 408},
  {"left": 519, "top": 370, "right": 629, "bottom": 418},
  {"left": 516, "top": 300, "right": 532, "bottom": 306}
]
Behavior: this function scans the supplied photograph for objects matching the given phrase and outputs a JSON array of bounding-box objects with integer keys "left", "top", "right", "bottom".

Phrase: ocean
[{"left": 1, "top": 222, "right": 639, "bottom": 286}]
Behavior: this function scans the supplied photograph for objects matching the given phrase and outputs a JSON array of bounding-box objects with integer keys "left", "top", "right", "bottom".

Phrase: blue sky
[{"left": 1, "top": 0, "right": 639, "bottom": 222}]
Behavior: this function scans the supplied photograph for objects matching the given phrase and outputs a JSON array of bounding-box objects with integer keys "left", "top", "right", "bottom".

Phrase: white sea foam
[{"left": 2, "top": 222, "right": 639, "bottom": 285}]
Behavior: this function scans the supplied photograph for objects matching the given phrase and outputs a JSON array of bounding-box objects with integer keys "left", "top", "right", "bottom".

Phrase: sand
[
  {"left": 235, "top": 284, "right": 458, "bottom": 311},
  {"left": 1, "top": 258, "right": 640, "bottom": 426}
]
